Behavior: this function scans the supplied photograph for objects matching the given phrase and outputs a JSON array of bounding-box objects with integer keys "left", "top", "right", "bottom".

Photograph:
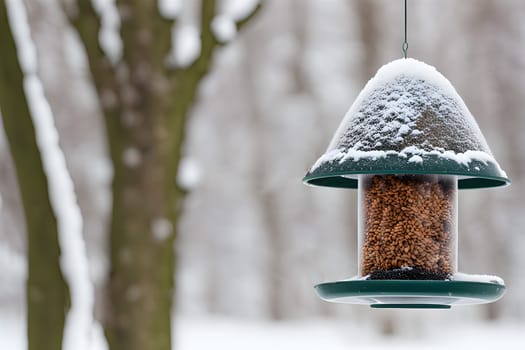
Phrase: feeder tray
[
  {"left": 315, "top": 280, "right": 506, "bottom": 309},
  {"left": 304, "top": 59, "right": 510, "bottom": 309}
]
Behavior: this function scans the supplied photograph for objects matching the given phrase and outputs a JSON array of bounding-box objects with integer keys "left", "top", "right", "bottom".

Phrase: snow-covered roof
[
  {"left": 304, "top": 58, "right": 509, "bottom": 189},
  {"left": 331, "top": 58, "right": 491, "bottom": 155}
]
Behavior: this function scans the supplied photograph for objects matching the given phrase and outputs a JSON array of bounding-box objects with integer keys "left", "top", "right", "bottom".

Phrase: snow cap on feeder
[{"left": 303, "top": 58, "right": 509, "bottom": 189}]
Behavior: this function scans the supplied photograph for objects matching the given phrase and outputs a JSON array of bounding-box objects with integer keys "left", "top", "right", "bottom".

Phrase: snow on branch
[
  {"left": 159, "top": 0, "right": 183, "bottom": 19},
  {"left": 61, "top": 0, "right": 122, "bottom": 64},
  {"left": 91, "top": 0, "right": 122, "bottom": 64},
  {"left": 171, "top": 0, "right": 261, "bottom": 74},
  {"left": 60, "top": 0, "right": 118, "bottom": 95},
  {"left": 5, "top": 1, "right": 101, "bottom": 349},
  {"left": 212, "top": 1, "right": 262, "bottom": 45}
]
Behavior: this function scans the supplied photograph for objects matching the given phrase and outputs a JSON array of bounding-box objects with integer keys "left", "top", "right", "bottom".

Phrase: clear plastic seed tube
[{"left": 358, "top": 174, "right": 458, "bottom": 280}]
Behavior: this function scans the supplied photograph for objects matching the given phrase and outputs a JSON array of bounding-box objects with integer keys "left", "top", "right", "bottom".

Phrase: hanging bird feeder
[{"left": 304, "top": 2, "right": 509, "bottom": 309}]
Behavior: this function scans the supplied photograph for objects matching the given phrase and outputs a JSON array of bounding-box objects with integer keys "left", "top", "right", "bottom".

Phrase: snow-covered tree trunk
[
  {"left": 60, "top": 1, "right": 261, "bottom": 349},
  {"left": 0, "top": 1, "right": 69, "bottom": 349}
]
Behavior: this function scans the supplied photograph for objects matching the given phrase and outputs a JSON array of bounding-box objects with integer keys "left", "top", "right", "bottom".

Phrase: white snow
[
  {"left": 310, "top": 149, "right": 346, "bottom": 171},
  {"left": 5, "top": 1, "right": 105, "bottom": 350},
  {"left": 2, "top": 314, "right": 525, "bottom": 350},
  {"left": 340, "top": 149, "right": 397, "bottom": 162},
  {"left": 222, "top": 0, "right": 260, "bottom": 21},
  {"left": 210, "top": 0, "right": 260, "bottom": 43},
  {"left": 310, "top": 145, "right": 505, "bottom": 175},
  {"left": 341, "top": 274, "right": 369, "bottom": 281},
  {"left": 408, "top": 155, "right": 423, "bottom": 163},
  {"left": 177, "top": 156, "right": 202, "bottom": 190},
  {"left": 173, "top": 25, "right": 201, "bottom": 67},
  {"left": 397, "top": 124, "right": 411, "bottom": 136},
  {"left": 4, "top": 0, "right": 37, "bottom": 72},
  {"left": 175, "top": 317, "right": 525, "bottom": 350},
  {"left": 158, "top": 0, "right": 182, "bottom": 19},
  {"left": 451, "top": 273, "right": 505, "bottom": 285},
  {"left": 212, "top": 15, "right": 237, "bottom": 42},
  {"left": 91, "top": 0, "right": 123, "bottom": 64},
  {"left": 168, "top": 0, "right": 260, "bottom": 66}
]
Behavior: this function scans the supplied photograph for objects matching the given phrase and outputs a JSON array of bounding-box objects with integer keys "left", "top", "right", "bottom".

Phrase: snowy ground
[
  {"left": 2, "top": 312, "right": 525, "bottom": 350},
  {"left": 177, "top": 317, "right": 525, "bottom": 350}
]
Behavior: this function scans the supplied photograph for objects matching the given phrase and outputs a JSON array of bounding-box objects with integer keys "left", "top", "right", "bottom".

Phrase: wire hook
[{"left": 402, "top": 0, "right": 408, "bottom": 58}]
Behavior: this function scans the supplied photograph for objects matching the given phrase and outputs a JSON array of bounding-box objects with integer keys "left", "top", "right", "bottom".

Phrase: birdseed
[{"left": 360, "top": 174, "right": 456, "bottom": 279}]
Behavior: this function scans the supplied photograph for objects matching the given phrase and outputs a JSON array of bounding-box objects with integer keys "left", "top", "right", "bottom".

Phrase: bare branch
[
  {"left": 60, "top": 0, "right": 103, "bottom": 63},
  {"left": 60, "top": 0, "right": 117, "bottom": 100},
  {"left": 235, "top": 2, "right": 263, "bottom": 33},
  {"left": 115, "top": 0, "right": 174, "bottom": 75},
  {"left": 212, "top": 2, "right": 263, "bottom": 46},
  {"left": 173, "top": 0, "right": 262, "bottom": 76}
]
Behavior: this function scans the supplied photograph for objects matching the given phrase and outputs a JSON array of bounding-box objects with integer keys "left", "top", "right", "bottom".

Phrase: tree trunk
[
  {"left": 61, "top": 0, "right": 261, "bottom": 348},
  {"left": 0, "top": 2, "right": 70, "bottom": 350},
  {"left": 105, "top": 108, "right": 178, "bottom": 350}
]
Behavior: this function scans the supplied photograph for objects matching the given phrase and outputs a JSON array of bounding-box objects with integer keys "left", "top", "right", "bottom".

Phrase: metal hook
[{"left": 402, "top": 0, "right": 408, "bottom": 58}]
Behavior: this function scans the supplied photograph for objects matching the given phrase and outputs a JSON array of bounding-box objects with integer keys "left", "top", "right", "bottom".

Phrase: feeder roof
[{"left": 304, "top": 58, "right": 509, "bottom": 189}]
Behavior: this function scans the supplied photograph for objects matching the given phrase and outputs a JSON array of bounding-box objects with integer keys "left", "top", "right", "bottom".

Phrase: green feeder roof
[{"left": 304, "top": 58, "right": 509, "bottom": 189}]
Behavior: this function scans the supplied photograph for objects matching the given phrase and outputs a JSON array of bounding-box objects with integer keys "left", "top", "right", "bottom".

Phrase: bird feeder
[{"left": 304, "top": 58, "right": 510, "bottom": 309}]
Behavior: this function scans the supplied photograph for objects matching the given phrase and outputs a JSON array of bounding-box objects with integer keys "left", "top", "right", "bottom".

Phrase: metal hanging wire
[{"left": 402, "top": 0, "right": 408, "bottom": 58}]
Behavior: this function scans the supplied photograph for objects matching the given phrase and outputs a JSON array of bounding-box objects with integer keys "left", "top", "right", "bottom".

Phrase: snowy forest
[{"left": 1, "top": 0, "right": 524, "bottom": 349}]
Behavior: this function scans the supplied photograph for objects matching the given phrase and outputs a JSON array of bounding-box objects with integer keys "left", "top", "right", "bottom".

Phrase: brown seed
[{"left": 360, "top": 175, "right": 455, "bottom": 279}]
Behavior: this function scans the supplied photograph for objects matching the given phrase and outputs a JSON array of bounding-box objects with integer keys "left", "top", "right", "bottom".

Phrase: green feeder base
[{"left": 314, "top": 280, "right": 505, "bottom": 309}]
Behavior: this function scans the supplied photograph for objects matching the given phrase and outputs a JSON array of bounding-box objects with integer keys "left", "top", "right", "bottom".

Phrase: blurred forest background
[{"left": 1, "top": 0, "right": 524, "bottom": 349}]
